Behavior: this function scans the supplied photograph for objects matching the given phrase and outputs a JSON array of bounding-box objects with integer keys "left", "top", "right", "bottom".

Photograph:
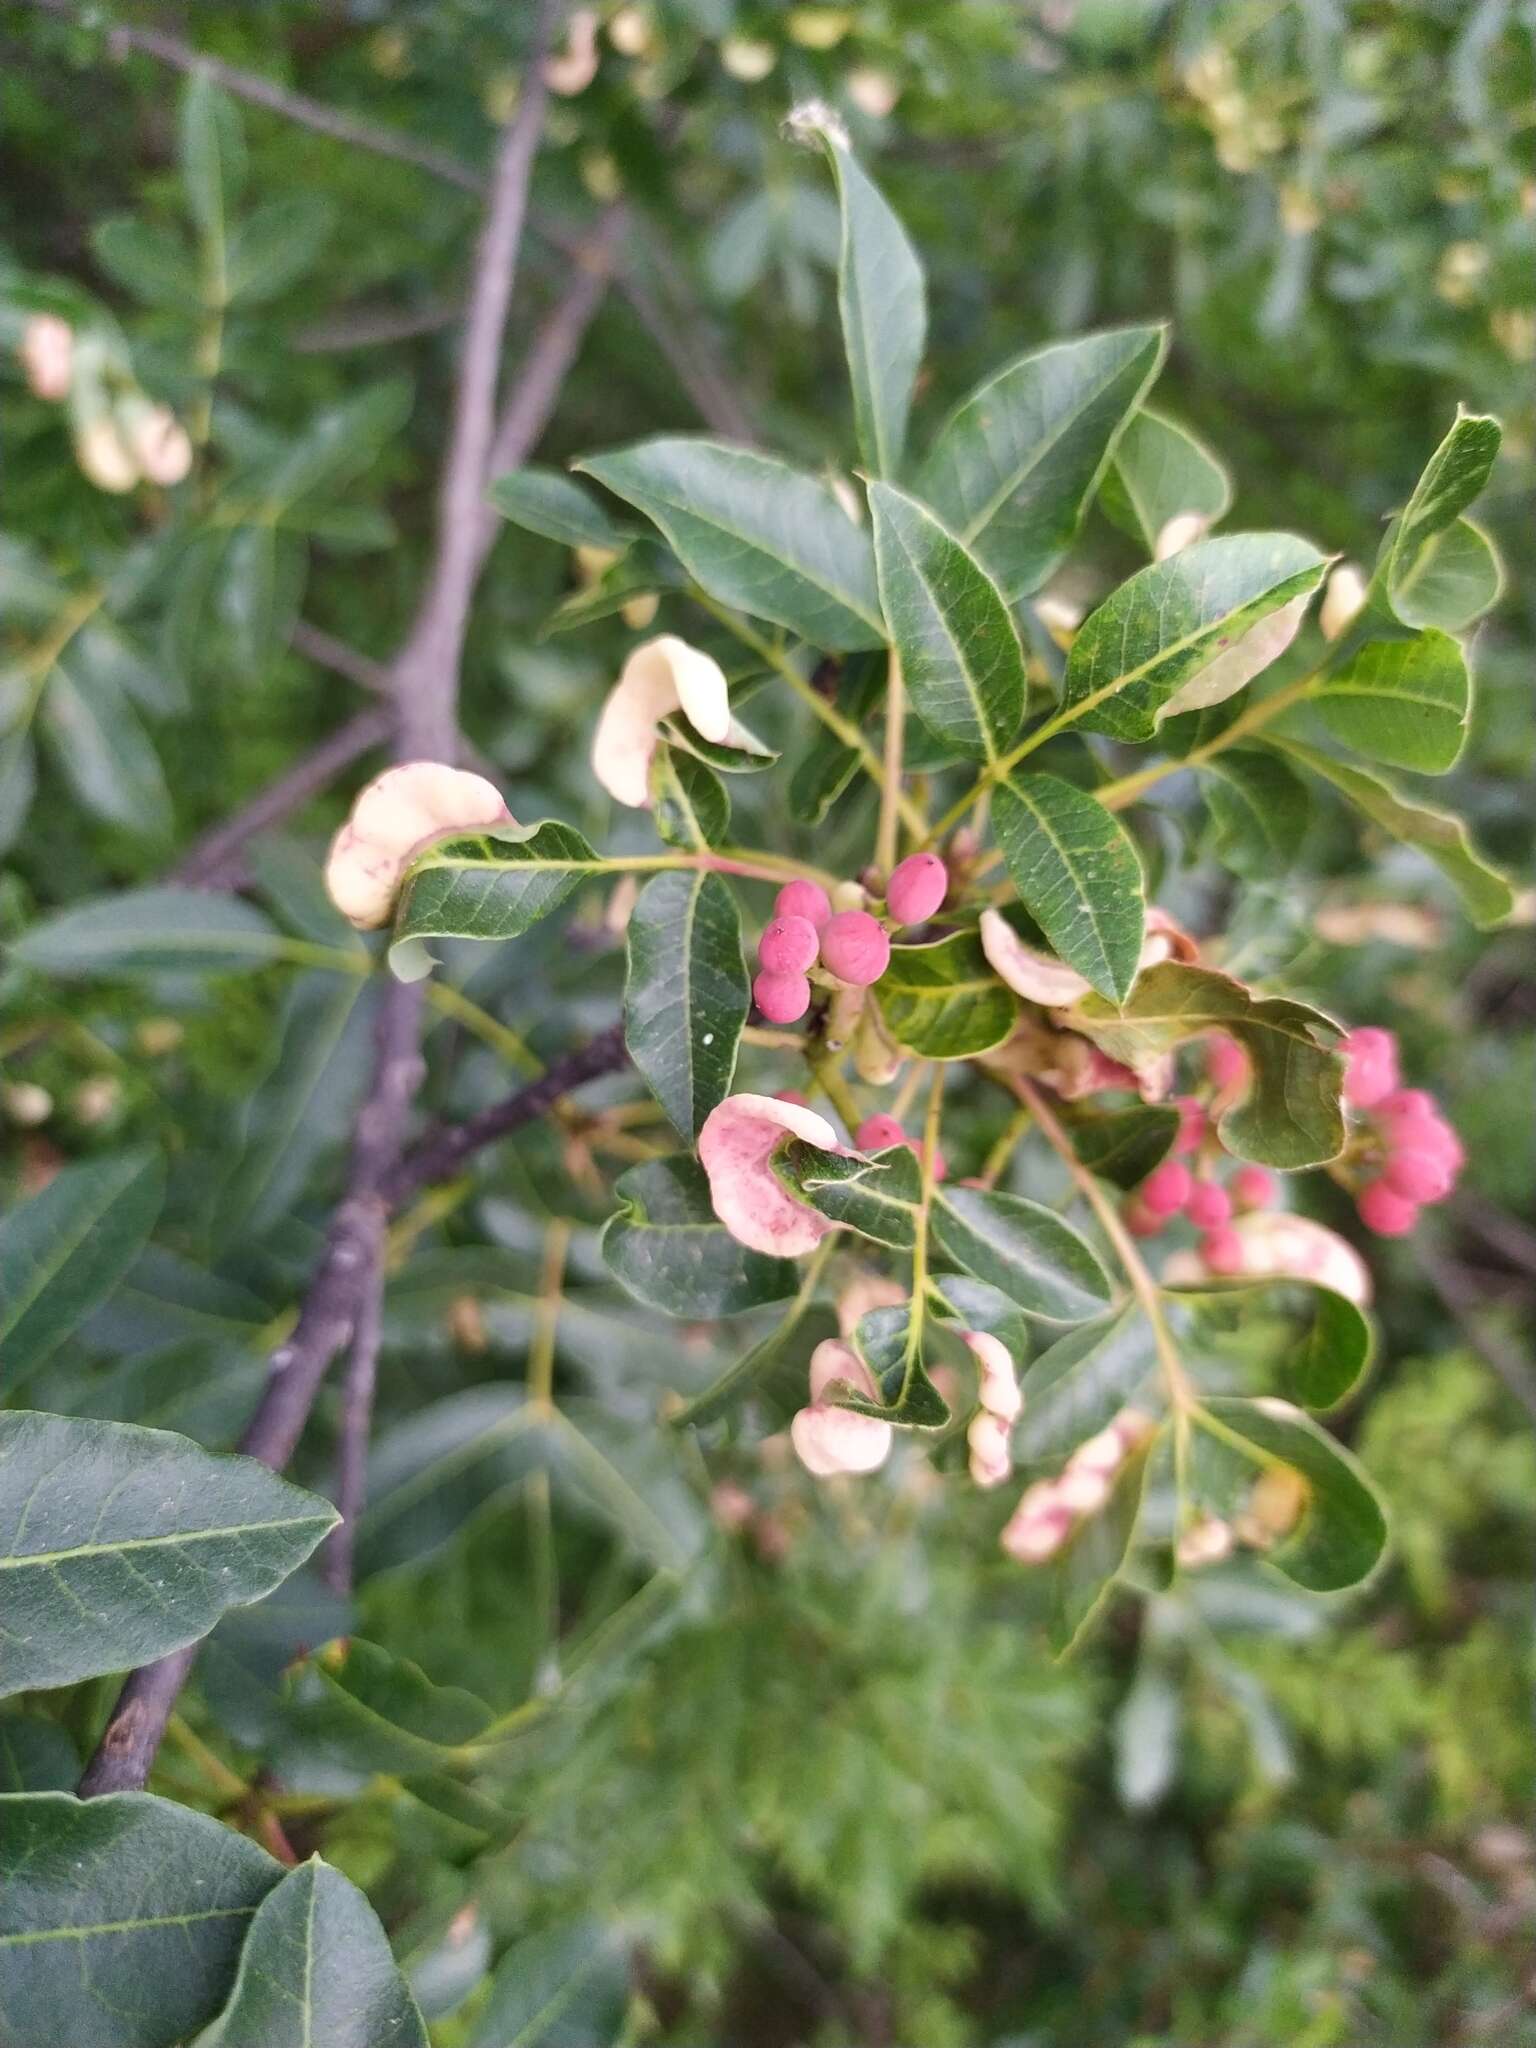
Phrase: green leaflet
[
  {"left": 576, "top": 439, "right": 884, "bottom": 650},
  {"left": 390, "top": 819, "right": 604, "bottom": 979},
  {"left": 1383, "top": 411, "right": 1501, "bottom": 626},
  {"left": 274, "top": 1639, "right": 492, "bottom": 1780},
  {"left": 876, "top": 928, "right": 1020, "bottom": 1059},
  {"left": 1314, "top": 630, "right": 1470, "bottom": 773},
  {"left": 1171, "top": 1278, "right": 1375, "bottom": 1411},
  {"left": 10, "top": 886, "right": 285, "bottom": 977},
  {"left": 840, "top": 1304, "right": 950, "bottom": 1427},
  {"left": 0, "top": 1411, "right": 338, "bottom": 1695},
  {"left": 869, "top": 480, "right": 1026, "bottom": 762},
  {"left": 1101, "top": 407, "right": 1232, "bottom": 555},
  {"left": 931, "top": 1185, "right": 1113, "bottom": 1323},
  {"left": 193, "top": 1859, "right": 428, "bottom": 2048},
  {"left": 1199, "top": 748, "right": 1311, "bottom": 877},
  {"left": 1275, "top": 738, "right": 1515, "bottom": 929},
  {"left": 0, "top": 1793, "right": 281, "bottom": 2048},
  {"left": 0, "top": 1148, "right": 164, "bottom": 1392},
  {"left": 1384, "top": 515, "right": 1502, "bottom": 633},
  {"left": 488, "top": 465, "right": 636, "bottom": 549},
  {"left": 917, "top": 325, "right": 1168, "bottom": 598},
  {"left": 1194, "top": 1398, "right": 1388, "bottom": 1592},
  {"left": 1064, "top": 1103, "right": 1180, "bottom": 1190},
  {"left": 624, "top": 870, "right": 748, "bottom": 1140},
  {"left": 1042, "top": 1445, "right": 1154, "bottom": 1655},
  {"left": 601, "top": 1157, "right": 801, "bottom": 1319},
  {"left": 1016, "top": 1309, "right": 1160, "bottom": 1465},
  {"left": 799, "top": 111, "right": 927, "bottom": 478},
  {"left": 466, "top": 1919, "right": 631, "bottom": 2048},
  {"left": 992, "top": 772, "right": 1146, "bottom": 1003},
  {"left": 1061, "top": 533, "right": 1328, "bottom": 741},
  {"left": 775, "top": 1139, "right": 923, "bottom": 1249},
  {"left": 1065, "top": 960, "right": 1345, "bottom": 1169},
  {"left": 650, "top": 746, "right": 731, "bottom": 849}
]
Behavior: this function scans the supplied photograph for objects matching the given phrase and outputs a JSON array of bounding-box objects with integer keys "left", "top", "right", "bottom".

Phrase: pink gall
[
  {"left": 886, "top": 851, "right": 948, "bottom": 926},
  {"left": 819, "top": 910, "right": 891, "bottom": 986},
  {"left": 758, "top": 914, "right": 820, "bottom": 974},
  {"left": 753, "top": 969, "right": 811, "bottom": 1024},
  {"left": 774, "top": 878, "right": 833, "bottom": 929}
]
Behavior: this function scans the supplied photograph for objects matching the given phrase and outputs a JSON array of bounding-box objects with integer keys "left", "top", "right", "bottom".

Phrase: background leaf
[
  {"left": 1101, "top": 408, "right": 1232, "bottom": 555},
  {"left": 623, "top": 870, "right": 748, "bottom": 1140},
  {"left": 0, "top": 1792, "right": 280, "bottom": 2048},
  {"left": 194, "top": 1857, "right": 427, "bottom": 2048},
  {"left": 917, "top": 326, "right": 1167, "bottom": 597},
  {"left": 0, "top": 1149, "right": 164, "bottom": 1393},
  {"left": 0, "top": 1412, "right": 337, "bottom": 1694},
  {"left": 576, "top": 440, "right": 884, "bottom": 650}
]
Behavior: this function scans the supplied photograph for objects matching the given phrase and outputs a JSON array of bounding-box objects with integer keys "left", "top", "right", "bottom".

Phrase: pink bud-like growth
[
  {"left": 819, "top": 910, "right": 890, "bottom": 986},
  {"left": 886, "top": 851, "right": 948, "bottom": 926},
  {"left": 697, "top": 1093, "right": 840, "bottom": 1256},
  {"left": 855, "top": 1113, "right": 906, "bottom": 1153},
  {"left": 1379, "top": 1087, "right": 1434, "bottom": 1120},
  {"left": 1200, "top": 1226, "right": 1246, "bottom": 1274},
  {"left": 753, "top": 969, "right": 811, "bottom": 1024},
  {"left": 967, "top": 1410, "right": 1013, "bottom": 1490},
  {"left": 1230, "top": 1165, "right": 1275, "bottom": 1212},
  {"left": 758, "top": 914, "right": 820, "bottom": 974},
  {"left": 1185, "top": 1180, "right": 1233, "bottom": 1229},
  {"left": 963, "top": 1329, "right": 1021, "bottom": 1424},
  {"left": 790, "top": 1338, "right": 893, "bottom": 1477},
  {"left": 1358, "top": 1180, "right": 1419, "bottom": 1237},
  {"left": 774, "top": 878, "right": 833, "bottom": 928},
  {"left": 1141, "top": 1160, "right": 1192, "bottom": 1217},
  {"left": 1173, "top": 1097, "right": 1207, "bottom": 1156},
  {"left": 1382, "top": 1148, "right": 1454, "bottom": 1203},
  {"left": 1341, "top": 1026, "right": 1400, "bottom": 1109}
]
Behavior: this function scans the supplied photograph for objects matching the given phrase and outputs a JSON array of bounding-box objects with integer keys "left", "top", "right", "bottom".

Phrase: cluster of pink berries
[
  {"left": 1124, "top": 1052, "right": 1276, "bottom": 1274},
  {"left": 1342, "top": 1026, "right": 1463, "bottom": 1236},
  {"left": 751, "top": 852, "right": 948, "bottom": 1025}
]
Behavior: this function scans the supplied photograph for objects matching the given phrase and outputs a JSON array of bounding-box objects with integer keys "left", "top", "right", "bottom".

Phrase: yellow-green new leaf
[{"left": 1315, "top": 630, "right": 1470, "bottom": 772}]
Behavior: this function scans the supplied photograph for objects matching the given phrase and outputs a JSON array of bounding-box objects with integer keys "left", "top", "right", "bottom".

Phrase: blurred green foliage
[{"left": 3, "top": 3, "right": 1533, "bottom": 2043}]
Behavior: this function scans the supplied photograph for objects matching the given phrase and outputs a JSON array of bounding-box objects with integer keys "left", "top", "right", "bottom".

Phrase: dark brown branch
[
  {"left": 169, "top": 706, "right": 393, "bottom": 889},
  {"left": 383, "top": 1022, "right": 629, "bottom": 1206},
  {"left": 19, "top": 0, "right": 483, "bottom": 192},
  {"left": 79, "top": 977, "right": 425, "bottom": 1797},
  {"left": 79, "top": 14, "right": 568, "bottom": 1799},
  {"left": 320, "top": 1213, "right": 388, "bottom": 1594},
  {"left": 392, "top": 0, "right": 560, "bottom": 761}
]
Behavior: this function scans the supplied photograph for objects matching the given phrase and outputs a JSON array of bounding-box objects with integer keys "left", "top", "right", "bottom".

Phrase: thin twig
[
  {"left": 78, "top": 20, "right": 568, "bottom": 1797},
  {"left": 18, "top": 0, "right": 484, "bottom": 193},
  {"left": 382, "top": 1022, "right": 629, "bottom": 1206},
  {"left": 393, "top": 0, "right": 560, "bottom": 761},
  {"left": 170, "top": 706, "right": 392, "bottom": 888},
  {"left": 289, "top": 621, "right": 392, "bottom": 697}
]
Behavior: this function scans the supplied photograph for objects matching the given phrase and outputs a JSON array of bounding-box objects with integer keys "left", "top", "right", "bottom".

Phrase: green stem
[{"left": 876, "top": 646, "right": 905, "bottom": 876}]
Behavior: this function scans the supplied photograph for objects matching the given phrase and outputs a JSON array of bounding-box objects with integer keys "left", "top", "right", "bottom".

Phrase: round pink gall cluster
[
  {"left": 751, "top": 877, "right": 905, "bottom": 1023},
  {"left": 854, "top": 1112, "right": 947, "bottom": 1181},
  {"left": 1124, "top": 1147, "right": 1277, "bottom": 1270},
  {"left": 1347, "top": 1033, "right": 1463, "bottom": 1236}
]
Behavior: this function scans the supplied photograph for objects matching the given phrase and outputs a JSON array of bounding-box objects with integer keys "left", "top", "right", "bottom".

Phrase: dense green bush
[{"left": 2, "top": 5, "right": 1532, "bottom": 2043}]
